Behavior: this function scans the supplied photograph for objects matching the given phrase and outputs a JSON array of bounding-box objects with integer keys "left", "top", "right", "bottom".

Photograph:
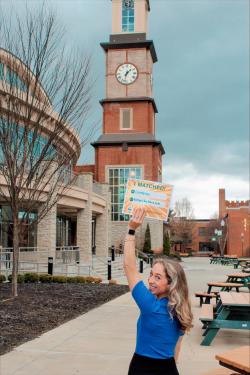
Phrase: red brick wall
[
  {"left": 102, "top": 102, "right": 155, "bottom": 134},
  {"left": 95, "top": 145, "right": 162, "bottom": 183},
  {"left": 219, "top": 189, "right": 250, "bottom": 257},
  {"left": 226, "top": 207, "right": 250, "bottom": 257},
  {"left": 191, "top": 221, "right": 214, "bottom": 252},
  {"left": 74, "top": 164, "right": 95, "bottom": 175}
]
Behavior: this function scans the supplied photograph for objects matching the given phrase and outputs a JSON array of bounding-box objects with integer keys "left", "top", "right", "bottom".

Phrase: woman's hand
[{"left": 128, "top": 207, "right": 146, "bottom": 231}]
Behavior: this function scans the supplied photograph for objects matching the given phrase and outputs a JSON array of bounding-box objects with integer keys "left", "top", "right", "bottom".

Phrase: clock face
[{"left": 116, "top": 63, "right": 138, "bottom": 85}]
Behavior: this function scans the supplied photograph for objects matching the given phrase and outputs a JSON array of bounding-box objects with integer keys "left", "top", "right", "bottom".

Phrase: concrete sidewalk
[{"left": 1, "top": 258, "right": 249, "bottom": 375}]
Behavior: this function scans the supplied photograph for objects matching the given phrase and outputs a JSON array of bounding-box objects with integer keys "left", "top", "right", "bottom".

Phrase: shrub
[
  {"left": 24, "top": 273, "right": 39, "bottom": 283},
  {"left": 8, "top": 274, "right": 25, "bottom": 283},
  {"left": 163, "top": 232, "right": 171, "bottom": 256},
  {"left": 52, "top": 275, "right": 68, "bottom": 283},
  {"left": 74, "top": 276, "right": 87, "bottom": 283},
  {"left": 168, "top": 253, "right": 182, "bottom": 262},
  {"left": 39, "top": 274, "right": 53, "bottom": 283},
  {"left": 67, "top": 276, "right": 77, "bottom": 283},
  {"left": 143, "top": 224, "right": 152, "bottom": 254},
  {"left": 93, "top": 277, "right": 102, "bottom": 284},
  {"left": 0, "top": 274, "right": 6, "bottom": 283}
]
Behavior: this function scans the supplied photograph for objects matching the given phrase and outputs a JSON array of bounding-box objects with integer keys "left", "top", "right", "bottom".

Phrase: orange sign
[{"left": 122, "top": 179, "right": 173, "bottom": 220}]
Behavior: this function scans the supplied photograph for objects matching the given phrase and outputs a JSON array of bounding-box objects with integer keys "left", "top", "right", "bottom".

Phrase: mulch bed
[{"left": 0, "top": 282, "right": 129, "bottom": 356}]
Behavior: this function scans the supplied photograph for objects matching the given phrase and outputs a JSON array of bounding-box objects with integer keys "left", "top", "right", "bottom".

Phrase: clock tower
[{"left": 92, "top": 0, "right": 164, "bottom": 249}]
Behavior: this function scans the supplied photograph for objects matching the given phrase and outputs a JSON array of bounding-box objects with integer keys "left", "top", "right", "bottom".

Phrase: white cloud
[{"left": 163, "top": 161, "right": 249, "bottom": 219}]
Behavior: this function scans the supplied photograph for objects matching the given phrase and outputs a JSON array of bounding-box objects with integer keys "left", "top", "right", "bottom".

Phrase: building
[
  {"left": 0, "top": 48, "right": 111, "bottom": 266},
  {"left": 219, "top": 188, "right": 250, "bottom": 257},
  {"left": 78, "top": 0, "right": 165, "bottom": 250},
  {"left": 167, "top": 189, "right": 249, "bottom": 257}
]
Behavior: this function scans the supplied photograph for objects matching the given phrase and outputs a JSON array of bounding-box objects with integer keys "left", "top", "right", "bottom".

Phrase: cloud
[{"left": 163, "top": 161, "right": 249, "bottom": 219}]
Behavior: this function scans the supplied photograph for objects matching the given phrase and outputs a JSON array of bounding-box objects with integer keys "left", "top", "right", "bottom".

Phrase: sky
[{"left": 1, "top": 0, "right": 249, "bottom": 218}]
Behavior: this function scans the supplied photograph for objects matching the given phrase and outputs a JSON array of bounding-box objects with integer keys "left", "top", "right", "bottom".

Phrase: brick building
[
  {"left": 219, "top": 189, "right": 250, "bottom": 257},
  {"left": 79, "top": 0, "right": 165, "bottom": 250}
]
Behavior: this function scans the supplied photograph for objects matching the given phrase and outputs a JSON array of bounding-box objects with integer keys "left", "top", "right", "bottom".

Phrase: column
[
  {"left": 76, "top": 173, "right": 93, "bottom": 263},
  {"left": 37, "top": 204, "right": 57, "bottom": 259},
  {"left": 95, "top": 183, "right": 111, "bottom": 257}
]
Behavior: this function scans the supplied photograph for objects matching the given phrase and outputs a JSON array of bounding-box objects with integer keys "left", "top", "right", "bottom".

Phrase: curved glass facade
[{"left": 0, "top": 62, "right": 27, "bottom": 92}]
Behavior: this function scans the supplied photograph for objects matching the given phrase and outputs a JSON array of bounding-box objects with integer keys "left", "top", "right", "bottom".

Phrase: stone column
[
  {"left": 37, "top": 161, "right": 58, "bottom": 260},
  {"left": 95, "top": 183, "right": 111, "bottom": 257},
  {"left": 76, "top": 173, "right": 93, "bottom": 264},
  {"left": 37, "top": 204, "right": 57, "bottom": 259}
]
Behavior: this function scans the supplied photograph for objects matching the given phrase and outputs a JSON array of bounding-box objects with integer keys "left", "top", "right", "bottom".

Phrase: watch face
[{"left": 116, "top": 63, "right": 138, "bottom": 85}]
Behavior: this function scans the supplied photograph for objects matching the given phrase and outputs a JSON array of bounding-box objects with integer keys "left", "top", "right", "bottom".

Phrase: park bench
[
  {"left": 201, "top": 368, "right": 240, "bottom": 375},
  {"left": 200, "top": 292, "right": 250, "bottom": 346},
  {"left": 180, "top": 252, "right": 189, "bottom": 257},
  {"left": 200, "top": 303, "right": 214, "bottom": 322},
  {"left": 195, "top": 292, "right": 218, "bottom": 306},
  {"left": 215, "top": 346, "right": 250, "bottom": 375},
  {"left": 210, "top": 256, "right": 222, "bottom": 264},
  {"left": 207, "top": 282, "right": 244, "bottom": 294}
]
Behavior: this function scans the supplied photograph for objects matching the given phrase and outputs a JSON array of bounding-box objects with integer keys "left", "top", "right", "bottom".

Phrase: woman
[{"left": 124, "top": 208, "right": 193, "bottom": 375}]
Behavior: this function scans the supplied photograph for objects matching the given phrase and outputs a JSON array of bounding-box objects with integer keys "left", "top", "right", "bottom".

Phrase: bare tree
[
  {"left": 169, "top": 198, "right": 195, "bottom": 253},
  {"left": 0, "top": 5, "right": 95, "bottom": 296}
]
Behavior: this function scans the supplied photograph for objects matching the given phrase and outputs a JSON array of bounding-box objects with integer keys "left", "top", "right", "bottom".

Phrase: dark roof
[
  {"left": 100, "top": 97, "right": 158, "bottom": 113},
  {"left": 100, "top": 40, "right": 157, "bottom": 63},
  {"left": 91, "top": 133, "right": 165, "bottom": 155}
]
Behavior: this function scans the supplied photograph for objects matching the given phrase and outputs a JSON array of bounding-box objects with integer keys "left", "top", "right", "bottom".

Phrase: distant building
[
  {"left": 166, "top": 189, "right": 249, "bottom": 257},
  {"left": 219, "top": 188, "right": 250, "bottom": 257}
]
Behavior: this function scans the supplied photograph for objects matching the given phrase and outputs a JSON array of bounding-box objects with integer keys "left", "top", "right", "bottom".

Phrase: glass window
[
  {"left": 0, "top": 63, "right": 4, "bottom": 81},
  {"left": 108, "top": 166, "right": 142, "bottom": 221},
  {"left": 122, "top": 0, "right": 134, "bottom": 33},
  {"left": 6, "top": 67, "right": 27, "bottom": 92}
]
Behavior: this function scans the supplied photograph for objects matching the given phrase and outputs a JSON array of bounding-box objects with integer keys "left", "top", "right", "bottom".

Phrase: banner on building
[{"left": 122, "top": 179, "right": 173, "bottom": 221}]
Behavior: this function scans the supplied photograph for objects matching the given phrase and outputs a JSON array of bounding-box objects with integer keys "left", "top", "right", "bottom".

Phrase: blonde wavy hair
[{"left": 153, "top": 257, "right": 193, "bottom": 333}]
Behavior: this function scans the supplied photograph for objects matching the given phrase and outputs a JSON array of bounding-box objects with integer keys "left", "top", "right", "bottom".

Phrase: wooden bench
[
  {"left": 195, "top": 292, "right": 218, "bottom": 306},
  {"left": 199, "top": 303, "right": 214, "bottom": 321},
  {"left": 180, "top": 252, "right": 189, "bottom": 257},
  {"left": 215, "top": 346, "right": 250, "bottom": 374},
  {"left": 200, "top": 368, "right": 240, "bottom": 375}
]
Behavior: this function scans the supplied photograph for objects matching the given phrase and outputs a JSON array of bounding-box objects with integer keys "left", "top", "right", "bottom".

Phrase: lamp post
[
  {"left": 241, "top": 232, "right": 244, "bottom": 257},
  {"left": 214, "top": 218, "right": 226, "bottom": 256}
]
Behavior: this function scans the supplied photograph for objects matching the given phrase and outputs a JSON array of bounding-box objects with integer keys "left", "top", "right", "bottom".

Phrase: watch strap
[{"left": 128, "top": 229, "right": 135, "bottom": 235}]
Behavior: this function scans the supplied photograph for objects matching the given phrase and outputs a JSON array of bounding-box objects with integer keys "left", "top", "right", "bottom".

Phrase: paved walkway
[{"left": 1, "top": 258, "right": 249, "bottom": 375}]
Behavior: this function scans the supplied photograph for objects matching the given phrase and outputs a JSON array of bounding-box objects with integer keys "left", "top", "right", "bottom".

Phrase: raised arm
[{"left": 123, "top": 208, "right": 146, "bottom": 291}]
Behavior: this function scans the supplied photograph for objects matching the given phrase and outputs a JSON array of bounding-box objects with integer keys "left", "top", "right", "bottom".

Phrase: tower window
[
  {"left": 120, "top": 108, "right": 133, "bottom": 129},
  {"left": 122, "top": 0, "right": 134, "bottom": 32}
]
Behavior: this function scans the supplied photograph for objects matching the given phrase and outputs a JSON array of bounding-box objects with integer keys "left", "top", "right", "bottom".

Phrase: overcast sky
[{"left": 2, "top": 0, "right": 249, "bottom": 218}]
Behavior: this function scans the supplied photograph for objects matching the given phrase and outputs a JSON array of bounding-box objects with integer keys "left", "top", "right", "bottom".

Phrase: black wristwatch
[{"left": 128, "top": 229, "right": 135, "bottom": 235}]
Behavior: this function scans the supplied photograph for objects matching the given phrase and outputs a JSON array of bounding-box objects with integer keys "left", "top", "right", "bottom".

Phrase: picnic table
[
  {"left": 207, "top": 282, "right": 244, "bottom": 294},
  {"left": 226, "top": 273, "right": 250, "bottom": 287},
  {"left": 215, "top": 346, "right": 250, "bottom": 374},
  {"left": 200, "top": 291, "right": 250, "bottom": 346}
]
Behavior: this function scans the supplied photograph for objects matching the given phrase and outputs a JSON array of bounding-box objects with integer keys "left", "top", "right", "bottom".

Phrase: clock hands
[{"left": 125, "top": 68, "right": 132, "bottom": 78}]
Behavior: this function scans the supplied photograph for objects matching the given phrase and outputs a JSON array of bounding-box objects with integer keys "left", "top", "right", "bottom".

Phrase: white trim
[{"left": 226, "top": 206, "right": 249, "bottom": 210}]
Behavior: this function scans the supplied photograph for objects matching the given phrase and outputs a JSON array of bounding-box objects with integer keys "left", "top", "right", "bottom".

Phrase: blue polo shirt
[{"left": 132, "top": 280, "right": 183, "bottom": 359}]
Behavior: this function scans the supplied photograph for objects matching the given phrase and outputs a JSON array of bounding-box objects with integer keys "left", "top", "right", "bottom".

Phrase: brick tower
[{"left": 92, "top": 0, "right": 164, "bottom": 249}]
